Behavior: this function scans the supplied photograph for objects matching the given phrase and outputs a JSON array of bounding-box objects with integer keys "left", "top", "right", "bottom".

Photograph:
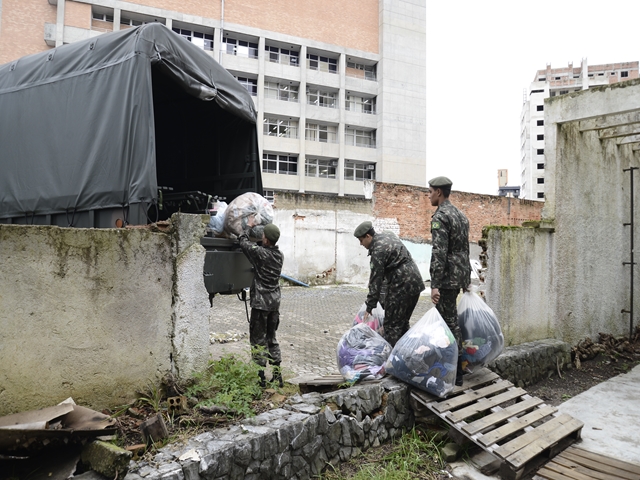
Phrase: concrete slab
[{"left": 556, "top": 363, "right": 640, "bottom": 465}]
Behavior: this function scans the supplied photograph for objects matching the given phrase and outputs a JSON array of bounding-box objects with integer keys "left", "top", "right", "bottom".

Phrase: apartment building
[
  {"left": 0, "top": 0, "right": 426, "bottom": 199},
  {"left": 520, "top": 58, "right": 639, "bottom": 200}
]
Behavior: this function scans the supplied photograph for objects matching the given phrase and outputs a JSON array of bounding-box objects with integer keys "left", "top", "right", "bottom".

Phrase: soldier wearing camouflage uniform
[
  {"left": 428, "top": 176, "right": 471, "bottom": 386},
  {"left": 354, "top": 221, "right": 425, "bottom": 347},
  {"left": 238, "top": 223, "right": 285, "bottom": 387}
]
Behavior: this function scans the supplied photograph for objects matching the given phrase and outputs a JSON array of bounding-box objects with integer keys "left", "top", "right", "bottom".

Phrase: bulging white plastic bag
[
  {"left": 353, "top": 302, "right": 385, "bottom": 336},
  {"left": 457, "top": 288, "right": 504, "bottom": 372},
  {"left": 337, "top": 323, "right": 392, "bottom": 383},
  {"left": 385, "top": 308, "right": 458, "bottom": 398},
  {"left": 223, "top": 192, "right": 274, "bottom": 238}
]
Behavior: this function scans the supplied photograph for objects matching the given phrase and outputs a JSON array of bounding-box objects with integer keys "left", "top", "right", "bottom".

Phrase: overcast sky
[{"left": 426, "top": 1, "right": 640, "bottom": 195}]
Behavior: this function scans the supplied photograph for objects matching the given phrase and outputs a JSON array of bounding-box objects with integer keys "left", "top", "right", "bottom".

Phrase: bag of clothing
[
  {"left": 457, "top": 288, "right": 504, "bottom": 372},
  {"left": 207, "top": 201, "right": 228, "bottom": 236},
  {"left": 385, "top": 308, "right": 457, "bottom": 398},
  {"left": 223, "top": 192, "right": 274, "bottom": 238},
  {"left": 337, "top": 323, "right": 392, "bottom": 383},
  {"left": 353, "top": 302, "right": 385, "bottom": 336}
]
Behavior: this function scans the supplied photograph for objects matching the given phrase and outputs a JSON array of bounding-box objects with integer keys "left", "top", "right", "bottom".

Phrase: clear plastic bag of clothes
[
  {"left": 457, "top": 287, "right": 504, "bottom": 372},
  {"left": 207, "top": 201, "right": 228, "bottom": 236},
  {"left": 337, "top": 323, "right": 392, "bottom": 383},
  {"left": 385, "top": 308, "right": 457, "bottom": 398},
  {"left": 223, "top": 192, "right": 274, "bottom": 238},
  {"left": 353, "top": 302, "right": 385, "bottom": 336}
]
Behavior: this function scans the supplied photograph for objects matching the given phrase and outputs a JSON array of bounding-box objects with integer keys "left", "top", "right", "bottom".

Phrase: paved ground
[{"left": 208, "top": 285, "right": 434, "bottom": 381}]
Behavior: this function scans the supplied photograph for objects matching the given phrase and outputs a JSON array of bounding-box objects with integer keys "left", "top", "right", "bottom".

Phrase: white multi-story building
[
  {"left": 520, "top": 58, "right": 639, "bottom": 200},
  {"left": 0, "top": 0, "right": 426, "bottom": 199}
]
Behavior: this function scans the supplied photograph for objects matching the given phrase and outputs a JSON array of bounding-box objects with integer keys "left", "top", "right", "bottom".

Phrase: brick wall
[
  {"left": 373, "top": 183, "right": 543, "bottom": 243},
  {"left": 0, "top": 0, "right": 56, "bottom": 65},
  {"left": 274, "top": 192, "right": 372, "bottom": 215},
  {"left": 65, "top": 1, "right": 90, "bottom": 29}
]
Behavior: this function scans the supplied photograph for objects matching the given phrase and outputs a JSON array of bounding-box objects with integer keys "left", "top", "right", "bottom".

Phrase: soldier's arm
[
  {"left": 365, "top": 252, "right": 385, "bottom": 312},
  {"left": 430, "top": 218, "right": 449, "bottom": 289}
]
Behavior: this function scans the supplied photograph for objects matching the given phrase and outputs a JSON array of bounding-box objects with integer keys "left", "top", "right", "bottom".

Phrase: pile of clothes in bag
[
  {"left": 337, "top": 323, "right": 392, "bottom": 383},
  {"left": 352, "top": 302, "right": 385, "bottom": 336},
  {"left": 457, "top": 288, "right": 504, "bottom": 372},
  {"left": 207, "top": 192, "right": 274, "bottom": 240},
  {"left": 385, "top": 308, "right": 458, "bottom": 398}
]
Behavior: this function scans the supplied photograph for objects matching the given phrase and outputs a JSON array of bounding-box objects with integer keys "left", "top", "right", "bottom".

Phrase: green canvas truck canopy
[{"left": 0, "top": 23, "right": 261, "bottom": 227}]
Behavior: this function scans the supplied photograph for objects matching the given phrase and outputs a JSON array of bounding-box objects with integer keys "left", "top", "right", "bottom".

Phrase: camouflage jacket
[
  {"left": 239, "top": 234, "right": 284, "bottom": 311},
  {"left": 430, "top": 200, "right": 471, "bottom": 289},
  {"left": 366, "top": 231, "right": 425, "bottom": 312}
]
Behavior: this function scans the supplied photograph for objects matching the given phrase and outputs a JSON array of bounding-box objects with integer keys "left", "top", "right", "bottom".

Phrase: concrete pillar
[
  {"left": 299, "top": 45, "right": 307, "bottom": 193},
  {"left": 55, "top": 0, "right": 65, "bottom": 47},
  {"left": 257, "top": 36, "right": 266, "bottom": 177},
  {"left": 113, "top": 8, "right": 121, "bottom": 31},
  {"left": 338, "top": 52, "right": 346, "bottom": 196}
]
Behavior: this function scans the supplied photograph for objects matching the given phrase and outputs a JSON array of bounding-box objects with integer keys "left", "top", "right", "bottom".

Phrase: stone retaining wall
[{"left": 123, "top": 340, "right": 570, "bottom": 480}]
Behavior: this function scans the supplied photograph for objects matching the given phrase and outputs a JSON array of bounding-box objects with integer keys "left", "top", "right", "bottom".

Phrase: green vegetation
[
  {"left": 320, "top": 427, "right": 449, "bottom": 480},
  {"left": 185, "top": 352, "right": 264, "bottom": 417}
]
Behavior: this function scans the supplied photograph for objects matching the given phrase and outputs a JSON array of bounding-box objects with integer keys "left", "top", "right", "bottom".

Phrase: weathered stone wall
[
  {"left": 0, "top": 214, "right": 210, "bottom": 416},
  {"left": 124, "top": 377, "right": 414, "bottom": 480}
]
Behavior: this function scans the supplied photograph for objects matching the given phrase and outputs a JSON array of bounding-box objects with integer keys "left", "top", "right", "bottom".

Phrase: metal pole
[{"left": 623, "top": 167, "right": 638, "bottom": 342}]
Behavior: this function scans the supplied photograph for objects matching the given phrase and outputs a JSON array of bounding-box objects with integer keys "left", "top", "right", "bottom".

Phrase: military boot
[
  {"left": 271, "top": 363, "right": 284, "bottom": 388},
  {"left": 258, "top": 370, "right": 266, "bottom": 388}
]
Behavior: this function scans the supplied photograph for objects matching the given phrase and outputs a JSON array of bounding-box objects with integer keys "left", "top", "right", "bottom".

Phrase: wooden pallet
[
  {"left": 535, "top": 445, "right": 640, "bottom": 480},
  {"left": 411, "top": 368, "right": 584, "bottom": 480}
]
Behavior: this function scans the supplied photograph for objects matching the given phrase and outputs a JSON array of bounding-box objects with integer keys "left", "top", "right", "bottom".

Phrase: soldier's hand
[
  {"left": 431, "top": 288, "right": 440, "bottom": 305},
  {"left": 363, "top": 310, "right": 371, "bottom": 321}
]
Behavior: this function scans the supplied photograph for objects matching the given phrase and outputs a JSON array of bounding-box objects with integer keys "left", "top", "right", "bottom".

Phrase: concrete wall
[
  {"left": 0, "top": 214, "right": 210, "bottom": 416},
  {"left": 487, "top": 79, "right": 640, "bottom": 345}
]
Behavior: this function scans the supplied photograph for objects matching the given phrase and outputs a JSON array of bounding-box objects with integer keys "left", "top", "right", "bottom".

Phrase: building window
[
  {"left": 92, "top": 11, "right": 114, "bottom": 22},
  {"left": 537, "top": 163, "right": 545, "bottom": 169},
  {"left": 306, "top": 54, "right": 338, "bottom": 74},
  {"left": 223, "top": 36, "right": 258, "bottom": 58},
  {"left": 307, "top": 88, "right": 337, "bottom": 108},
  {"left": 611, "top": 72, "right": 616, "bottom": 76},
  {"left": 559, "top": 90, "right": 568, "bottom": 95},
  {"left": 537, "top": 105, "right": 544, "bottom": 111},
  {"left": 537, "top": 149, "right": 544, "bottom": 155},
  {"left": 537, "top": 192, "right": 545, "bottom": 199},
  {"left": 263, "top": 117, "right": 298, "bottom": 138},
  {"left": 537, "top": 134, "right": 544, "bottom": 140},
  {"left": 538, "top": 77, "right": 546, "bottom": 81},
  {"left": 344, "top": 161, "right": 375, "bottom": 181},
  {"left": 345, "top": 128, "right": 376, "bottom": 148},
  {"left": 305, "top": 123, "right": 338, "bottom": 143},
  {"left": 263, "top": 190, "right": 275, "bottom": 203},
  {"left": 264, "top": 82, "right": 299, "bottom": 102},
  {"left": 305, "top": 158, "right": 337, "bottom": 178},
  {"left": 121, "top": 16, "right": 144, "bottom": 26},
  {"left": 537, "top": 178, "right": 544, "bottom": 184},
  {"left": 172, "top": 28, "right": 214, "bottom": 51},
  {"left": 555, "top": 76, "right": 561, "bottom": 80},
  {"left": 235, "top": 76, "right": 257, "bottom": 96},
  {"left": 345, "top": 95, "right": 376, "bottom": 114},
  {"left": 550, "top": 92, "right": 556, "bottom": 97},
  {"left": 263, "top": 153, "right": 297, "bottom": 175},
  {"left": 265, "top": 45, "right": 299, "bottom": 66},
  {"left": 346, "top": 61, "right": 377, "bottom": 81},
  {"left": 537, "top": 120, "right": 544, "bottom": 126},
  {"left": 622, "top": 71, "right": 629, "bottom": 77}
]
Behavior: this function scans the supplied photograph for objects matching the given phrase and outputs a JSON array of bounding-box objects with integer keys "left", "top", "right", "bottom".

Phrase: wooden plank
[
  {"left": 547, "top": 455, "right": 626, "bottom": 480},
  {"left": 432, "top": 379, "right": 514, "bottom": 413},
  {"left": 478, "top": 405, "right": 557, "bottom": 447},
  {"left": 455, "top": 368, "right": 500, "bottom": 390},
  {"left": 447, "top": 388, "right": 527, "bottom": 424},
  {"left": 537, "top": 462, "right": 599, "bottom": 480},
  {"left": 566, "top": 446, "right": 640, "bottom": 476},
  {"left": 560, "top": 450, "right": 639, "bottom": 480},
  {"left": 463, "top": 396, "right": 546, "bottom": 436},
  {"left": 494, "top": 414, "right": 577, "bottom": 460},
  {"left": 504, "top": 417, "right": 583, "bottom": 468}
]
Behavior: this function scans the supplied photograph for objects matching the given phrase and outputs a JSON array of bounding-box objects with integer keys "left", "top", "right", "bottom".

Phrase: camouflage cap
[
  {"left": 428, "top": 176, "right": 453, "bottom": 188},
  {"left": 264, "top": 223, "right": 280, "bottom": 243},
  {"left": 354, "top": 221, "right": 373, "bottom": 238}
]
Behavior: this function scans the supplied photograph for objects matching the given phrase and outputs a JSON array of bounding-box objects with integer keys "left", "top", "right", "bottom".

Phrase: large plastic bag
[
  {"left": 337, "top": 323, "right": 392, "bottom": 383},
  {"left": 223, "top": 192, "right": 274, "bottom": 238},
  {"left": 207, "top": 201, "right": 228, "bottom": 236},
  {"left": 353, "top": 302, "right": 384, "bottom": 336},
  {"left": 385, "top": 308, "right": 457, "bottom": 398},
  {"left": 457, "top": 288, "right": 504, "bottom": 372}
]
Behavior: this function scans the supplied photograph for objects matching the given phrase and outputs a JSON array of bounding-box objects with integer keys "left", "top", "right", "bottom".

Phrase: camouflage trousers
[
  {"left": 249, "top": 308, "right": 281, "bottom": 367},
  {"left": 435, "top": 288, "right": 463, "bottom": 356},
  {"left": 383, "top": 292, "right": 421, "bottom": 347}
]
